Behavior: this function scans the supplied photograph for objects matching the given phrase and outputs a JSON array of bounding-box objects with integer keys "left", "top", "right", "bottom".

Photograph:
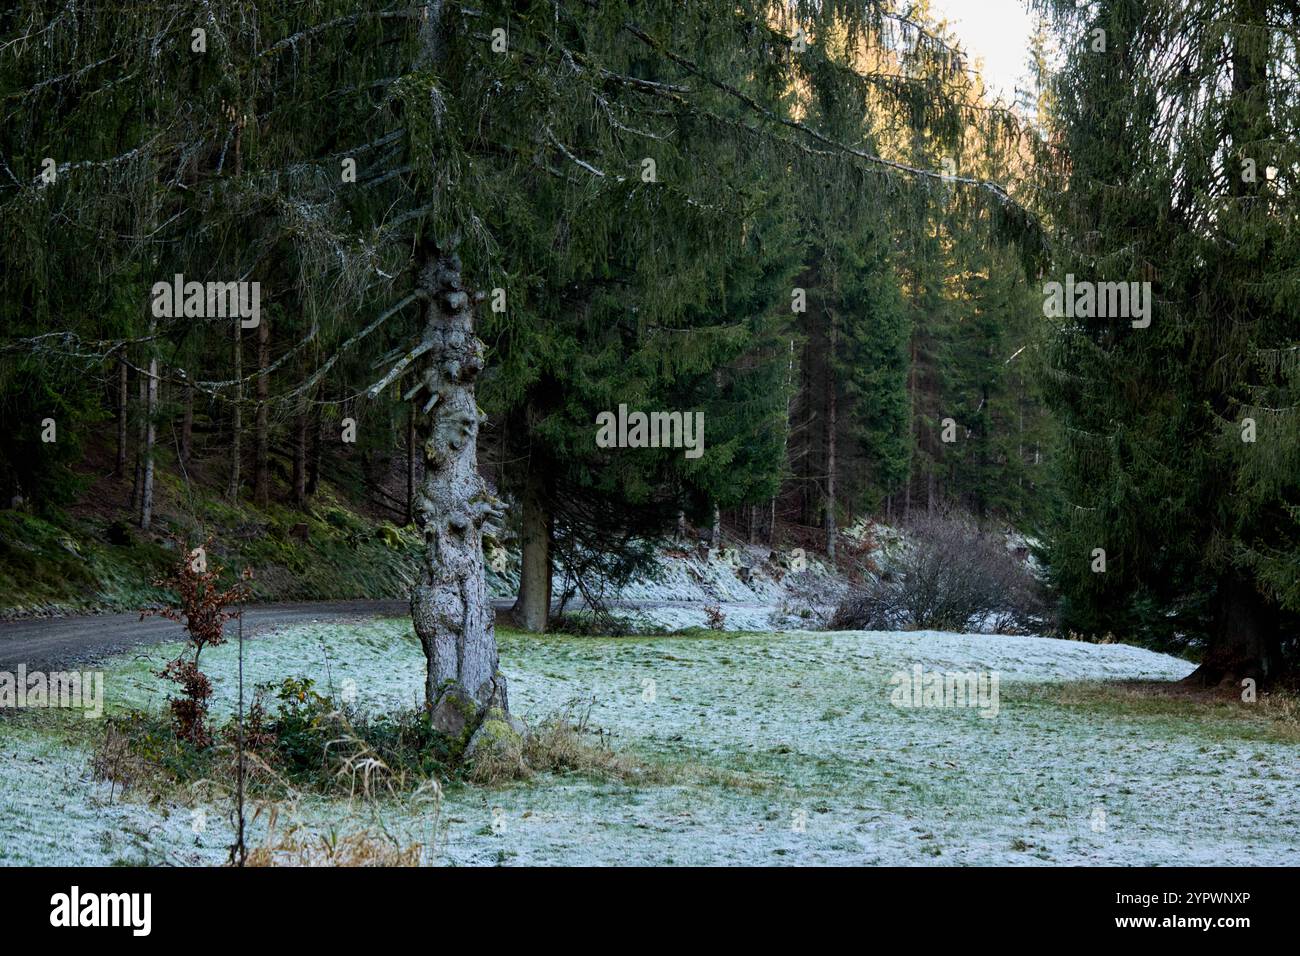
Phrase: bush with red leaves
[{"left": 143, "top": 537, "right": 250, "bottom": 747}]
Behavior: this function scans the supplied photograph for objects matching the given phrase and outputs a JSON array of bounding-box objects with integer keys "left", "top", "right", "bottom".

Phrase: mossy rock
[
  {"left": 464, "top": 706, "right": 524, "bottom": 764},
  {"left": 429, "top": 685, "right": 481, "bottom": 753}
]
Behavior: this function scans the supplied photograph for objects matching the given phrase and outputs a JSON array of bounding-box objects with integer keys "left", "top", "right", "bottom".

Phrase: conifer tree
[{"left": 1034, "top": 0, "right": 1299, "bottom": 681}]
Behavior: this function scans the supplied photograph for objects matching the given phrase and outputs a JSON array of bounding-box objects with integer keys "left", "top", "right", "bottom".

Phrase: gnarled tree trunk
[{"left": 404, "top": 251, "right": 511, "bottom": 747}]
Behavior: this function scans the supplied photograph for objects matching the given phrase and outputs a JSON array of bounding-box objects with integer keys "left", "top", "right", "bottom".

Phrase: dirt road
[{"left": 0, "top": 600, "right": 414, "bottom": 671}]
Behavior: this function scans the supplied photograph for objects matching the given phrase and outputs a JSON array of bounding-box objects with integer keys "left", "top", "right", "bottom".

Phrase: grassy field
[{"left": 1, "top": 618, "right": 1296, "bottom": 866}]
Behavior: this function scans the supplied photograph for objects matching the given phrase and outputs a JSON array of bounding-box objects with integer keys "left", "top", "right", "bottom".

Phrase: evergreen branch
[
  {"left": 545, "top": 127, "right": 610, "bottom": 179},
  {"left": 256, "top": 8, "right": 424, "bottom": 59},
  {"left": 282, "top": 291, "right": 423, "bottom": 403},
  {"left": 619, "top": 21, "right": 1027, "bottom": 214},
  {"left": 368, "top": 339, "right": 435, "bottom": 399}
]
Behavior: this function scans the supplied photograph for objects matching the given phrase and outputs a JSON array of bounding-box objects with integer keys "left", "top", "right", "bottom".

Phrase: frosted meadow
[{"left": 2, "top": 616, "right": 1295, "bottom": 866}]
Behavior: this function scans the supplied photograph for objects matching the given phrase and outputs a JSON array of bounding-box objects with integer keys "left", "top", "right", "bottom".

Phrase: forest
[{"left": 0, "top": 0, "right": 1297, "bottom": 872}]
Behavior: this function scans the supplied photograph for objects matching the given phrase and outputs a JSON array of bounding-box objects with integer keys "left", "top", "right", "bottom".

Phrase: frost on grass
[
  {"left": 1, "top": 619, "right": 1297, "bottom": 865},
  {"left": 0, "top": 724, "right": 220, "bottom": 866}
]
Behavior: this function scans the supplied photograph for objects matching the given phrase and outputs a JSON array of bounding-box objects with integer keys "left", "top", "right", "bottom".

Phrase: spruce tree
[{"left": 1035, "top": 0, "right": 1299, "bottom": 681}]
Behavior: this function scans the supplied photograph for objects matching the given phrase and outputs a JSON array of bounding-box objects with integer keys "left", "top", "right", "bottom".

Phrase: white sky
[{"left": 927, "top": 0, "right": 1035, "bottom": 103}]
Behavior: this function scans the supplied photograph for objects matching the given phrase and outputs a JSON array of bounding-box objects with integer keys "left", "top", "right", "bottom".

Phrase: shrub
[
  {"left": 261, "top": 677, "right": 452, "bottom": 790},
  {"left": 703, "top": 603, "right": 727, "bottom": 630},
  {"left": 91, "top": 710, "right": 217, "bottom": 795},
  {"left": 142, "top": 537, "right": 250, "bottom": 746},
  {"left": 94, "top": 677, "right": 452, "bottom": 800},
  {"left": 830, "top": 512, "right": 1047, "bottom": 634}
]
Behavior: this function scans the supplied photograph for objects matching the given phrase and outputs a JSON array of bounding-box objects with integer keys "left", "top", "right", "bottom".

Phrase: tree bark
[
  {"left": 1185, "top": 574, "right": 1281, "bottom": 686},
  {"left": 116, "top": 358, "right": 128, "bottom": 476},
  {"left": 139, "top": 328, "right": 157, "bottom": 530},
  {"left": 292, "top": 399, "right": 308, "bottom": 507},
  {"left": 406, "top": 250, "right": 508, "bottom": 730},
  {"left": 513, "top": 469, "right": 551, "bottom": 633},
  {"left": 228, "top": 322, "right": 242, "bottom": 500},
  {"left": 180, "top": 377, "right": 193, "bottom": 471},
  {"left": 406, "top": 402, "right": 418, "bottom": 524},
  {"left": 825, "top": 316, "right": 837, "bottom": 561},
  {"left": 253, "top": 315, "right": 270, "bottom": 507},
  {"left": 905, "top": 338, "right": 916, "bottom": 515},
  {"left": 306, "top": 396, "right": 321, "bottom": 496},
  {"left": 131, "top": 362, "right": 146, "bottom": 510},
  {"left": 395, "top": 1, "right": 517, "bottom": 754}
]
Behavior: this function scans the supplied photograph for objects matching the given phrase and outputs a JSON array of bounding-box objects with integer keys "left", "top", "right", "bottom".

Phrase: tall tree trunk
[
  {"left": 228, "top": 323, "right": 242, "bottom": 499},
  {"left": 407, "top": 249, "right": 510, "bottom": 739},
  {"left": 401, "top": 2, "right": 517, "bottom": 753},
  {"left": 292, "top": 398, "right": 308, "bottom": 507},
  {"left": 1185, "top": 574, "right": 1280, "bottom": 686},
  {"left": 180, "top": 376, "right": 193, "bottom": 472},
  {"left": 824, "top": 317, "right": 837, "bottom": 561},
  {"left": 905, "top": 338, "right": 916, "bottom": 515},
  {"left": 406, "top": 403, "right": 418, "bottom": 524},
  {"left": 253, "top": 315, "right": 270, "bottom": 507},
  {"left": 139, "top": 327, "right": 157, "bottom": 530},
  {"left": 116, "top": 358, "right": 128, "bottom": 476},
  {"left": 306, "top": 399, "right": 322, "bottom": 496},
  {"left": 512, "top": 468, "right": 551, "bottom": 633},
  {"left": 711, "top": 502, "right": 721, "bottom": 549},
  {"left": 131, "top": 364, "right": 146, "bottom": 510}
]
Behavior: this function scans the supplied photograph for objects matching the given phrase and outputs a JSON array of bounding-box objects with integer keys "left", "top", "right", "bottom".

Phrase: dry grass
[
  {"left": 244, "top": 795, "right": 435, "bottom": 867},
  {"left": 93, "top": 710, "right": 444, "bottom": 866},
  {"left": 1019, "top": 679, "right": 1300, "bottom": 743},
  {"left": 467, "top": 698, "right": 775, "bottom": 793},
  {"left": 467, "top": 700, "right": 642, "bottom": 786},
  {"left": 239, "top": 739, "right": 443, "bottom": 866},
  {"left": 247, "top": 829, "right": 425, "bottom": 867},
  {"left": 1258, "top": 690, "right": 1300, "bottom": 726}
]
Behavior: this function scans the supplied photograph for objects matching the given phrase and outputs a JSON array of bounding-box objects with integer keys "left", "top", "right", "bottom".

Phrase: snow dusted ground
[
  {"left": 2, "top": 618, "right": 1297, "bottom": 866},
  {"left": 488, "top": 541, "right": 847, "bottom": 632}
]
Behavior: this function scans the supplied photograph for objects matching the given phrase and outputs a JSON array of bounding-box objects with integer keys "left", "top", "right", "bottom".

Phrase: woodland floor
[{"left": 1, "top": 617, "right": 1297, "bottom": 866}]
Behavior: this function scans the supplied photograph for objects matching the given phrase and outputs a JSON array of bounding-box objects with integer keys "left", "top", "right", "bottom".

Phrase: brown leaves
[{"left": 144, "top": 535, "right": 252, "bottom": 747}]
